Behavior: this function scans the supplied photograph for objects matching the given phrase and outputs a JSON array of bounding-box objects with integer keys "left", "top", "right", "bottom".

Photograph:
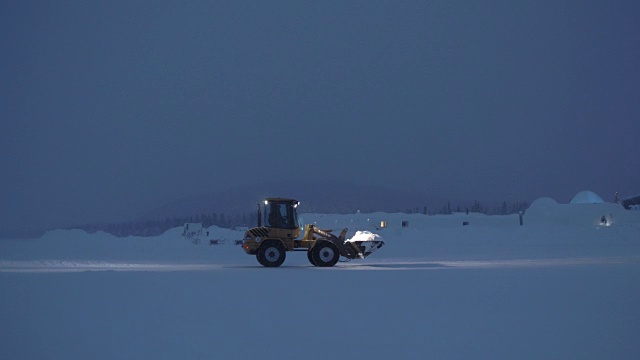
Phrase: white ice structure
[{"left": 570, "top": 190, "right": 605, "bottom": 204}]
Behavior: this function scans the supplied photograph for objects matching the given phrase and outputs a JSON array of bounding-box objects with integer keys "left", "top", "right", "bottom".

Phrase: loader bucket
[
  {"left": 345, "top": 239, "right": 385, "bottom": 259},
  {"left": 340, "top": 231, "right": 385, "bottom": 260}
]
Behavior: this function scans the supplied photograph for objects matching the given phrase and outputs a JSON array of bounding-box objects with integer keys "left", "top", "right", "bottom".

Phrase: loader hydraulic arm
[
  {"left": 301, "top": 224, "right": 371, "bottom": 259},
  {"left": 303, "top": 224, "right": 348, "bottom": 243}
]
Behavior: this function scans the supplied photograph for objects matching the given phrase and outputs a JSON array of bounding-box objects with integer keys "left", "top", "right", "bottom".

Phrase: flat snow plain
[{"left": 2, "top": 203, "right": 640, "bottom": 359}]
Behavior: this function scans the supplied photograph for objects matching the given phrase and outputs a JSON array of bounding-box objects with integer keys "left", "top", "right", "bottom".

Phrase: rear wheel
[
  {"left": 256, "top": 240, "right": 286, "bottom": 267},
  {"left": 311, "top": 241, "right": 339, "bottom": 267}
]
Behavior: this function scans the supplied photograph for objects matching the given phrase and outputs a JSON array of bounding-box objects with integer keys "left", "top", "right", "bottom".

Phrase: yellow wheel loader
[{"left": 241, "top": 198, "right": 385, "bottom": 267}]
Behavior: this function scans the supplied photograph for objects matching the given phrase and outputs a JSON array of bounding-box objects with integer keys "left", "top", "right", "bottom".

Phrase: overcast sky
[{"left": 2, "top": 0, "right": 639, "bottom": 235}]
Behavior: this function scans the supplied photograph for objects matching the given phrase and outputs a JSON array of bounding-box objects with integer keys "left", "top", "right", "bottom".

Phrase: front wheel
[
  {"left": 311, "top": 241, "right": 339, "bottom": 267},
  {"left": 307, "top": 250, "right": 316, "bottom": 266},
  {"left": 256, "top": 240, "right": 286, "bottom": 267}
]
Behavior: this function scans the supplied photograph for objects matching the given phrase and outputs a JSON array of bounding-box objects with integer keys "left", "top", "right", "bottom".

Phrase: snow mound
[
  {"left": 570, "top": 191, "right": 604, "bottom": 204},
  {"left": 529, "top": 197, "right": 558, "bottom": 209},
  {"left": 346, "top": 230, "right": 384, "bottom": 243}
]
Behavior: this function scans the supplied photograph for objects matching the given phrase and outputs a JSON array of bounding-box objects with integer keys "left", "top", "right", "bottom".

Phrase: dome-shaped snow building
[{"left": 570, "top": 191, "right": 605, "bottom": 204}]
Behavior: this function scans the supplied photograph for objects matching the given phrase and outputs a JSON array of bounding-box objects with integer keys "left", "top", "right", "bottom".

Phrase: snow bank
[
  {"left": 0, "top": 225, "right": 245, "bottom": 262},
  {"left": 526, "top": 200, "right": 635, "bottom": 228}
]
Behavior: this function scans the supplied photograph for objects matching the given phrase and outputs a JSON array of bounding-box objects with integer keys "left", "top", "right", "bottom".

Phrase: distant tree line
[
  {"left": 72, "top": 212, "right": 257, "bottom": 238},
  {"left": 409, "top": 200, "right": 529, "bottom": 216},
  {"left": 71, "top": 200, "right": 529, "bottom": 238}
]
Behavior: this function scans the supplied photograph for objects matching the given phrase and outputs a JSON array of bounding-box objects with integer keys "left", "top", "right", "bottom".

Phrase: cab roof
[{"left": 265, "top": 197, "right": 298, "bottom": 203}]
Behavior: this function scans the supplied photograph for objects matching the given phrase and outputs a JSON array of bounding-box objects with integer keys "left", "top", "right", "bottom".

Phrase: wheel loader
[{"left": 241, "top": 198, "right": 385, "bottom": 267}]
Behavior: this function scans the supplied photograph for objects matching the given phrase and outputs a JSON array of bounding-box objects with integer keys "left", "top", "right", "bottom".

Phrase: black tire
[
  {"left": 307, "top": 250, "right": 316, "bottom": 266},
  {"left": 311, "top": 241, "right": 340, "bottom": 267},
  {"left": 256, "top": 240, "right": 286, "bottom": 267}
]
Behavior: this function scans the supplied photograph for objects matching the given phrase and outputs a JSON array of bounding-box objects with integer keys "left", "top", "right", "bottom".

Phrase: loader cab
[{"left": 262, "top": 198, "right": 300, "bottom": 230}]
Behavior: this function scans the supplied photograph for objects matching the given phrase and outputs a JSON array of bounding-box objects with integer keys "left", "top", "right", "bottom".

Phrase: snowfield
[{"left": 2, "top": 200, "right": 640, "bottom": 359}]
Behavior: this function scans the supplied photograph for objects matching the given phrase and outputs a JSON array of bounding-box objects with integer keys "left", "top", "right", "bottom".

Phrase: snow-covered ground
[{"left": 2, "top": 199, "right": 640, "bottom": 359}]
